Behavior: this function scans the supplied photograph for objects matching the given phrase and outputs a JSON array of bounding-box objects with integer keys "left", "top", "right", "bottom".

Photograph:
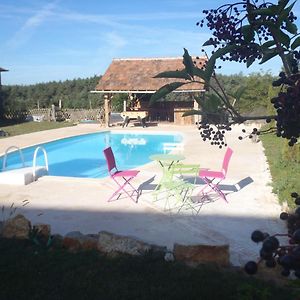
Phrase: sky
[{"left": 1, "top": 0, "right": 300, "bottom": 85}]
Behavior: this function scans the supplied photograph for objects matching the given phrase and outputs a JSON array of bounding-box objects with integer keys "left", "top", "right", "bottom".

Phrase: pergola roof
[{"left": 94, "top": 57, "right": 206, "bottom": 94}]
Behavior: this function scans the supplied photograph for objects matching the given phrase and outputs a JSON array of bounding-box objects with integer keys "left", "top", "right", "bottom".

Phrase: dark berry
[
  {"left": 244, "top": 261, "right": 258, "bottom": 275},
  {"left": 251, "top": 230, "right": 265, "bottom": 243},
  {"left": 280, "top": 212, "right": 289, "bottom": 220}
]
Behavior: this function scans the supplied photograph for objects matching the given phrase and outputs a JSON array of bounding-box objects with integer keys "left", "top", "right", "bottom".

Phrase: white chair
[{"left": 162, "top": 142, "right": 184, "bottom": 154}]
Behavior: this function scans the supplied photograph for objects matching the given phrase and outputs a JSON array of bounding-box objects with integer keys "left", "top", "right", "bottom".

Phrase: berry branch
[{"left": 150, "top": 0, "right": 300, "bottom": 147}]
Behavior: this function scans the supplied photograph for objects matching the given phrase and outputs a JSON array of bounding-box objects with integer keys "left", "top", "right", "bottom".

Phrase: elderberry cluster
[
  {"left": 245, "top": 192, "right": 300, "bottom": 278},
  {"left": 271, "top": 72, "right": 300, "bottom": 146},
  {"left": 238, "top": 128, "right": 260, "bottom": 141},
  {"left": 197, "top": 1, "right": 297, "bottom": 65},
  {"left": 197, "top": 123, "right": 230, "bottom": 148}
]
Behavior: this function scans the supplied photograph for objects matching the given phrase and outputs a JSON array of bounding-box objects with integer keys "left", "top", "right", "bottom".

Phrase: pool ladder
[{"left": 2, "top": 145, "right": 49, "bottom": 180}]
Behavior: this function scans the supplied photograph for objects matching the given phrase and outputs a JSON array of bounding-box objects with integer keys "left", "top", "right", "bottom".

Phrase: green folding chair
[{"left": 159, "top": 163, "right": 200, "bottom": 214}]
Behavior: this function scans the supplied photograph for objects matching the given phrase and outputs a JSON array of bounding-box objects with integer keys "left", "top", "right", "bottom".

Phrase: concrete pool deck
[{"left": 0, "top": 123, "right": 286, "bottom": 266}]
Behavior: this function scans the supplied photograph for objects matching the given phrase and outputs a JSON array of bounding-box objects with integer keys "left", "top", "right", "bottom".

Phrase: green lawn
[
  {"left": 260, "top": 128, "right": 300, "bottom": 208},
  {"left": 0, "top": 238, "right": 296, "bottom": 300},
  {"left": 0, "top": 120, "right": 75, "bottom": 137}
]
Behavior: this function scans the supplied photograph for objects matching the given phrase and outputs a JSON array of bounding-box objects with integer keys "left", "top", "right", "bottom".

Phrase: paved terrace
[{"left": 0, "top": 123, "right": 285, "bottom": 266}]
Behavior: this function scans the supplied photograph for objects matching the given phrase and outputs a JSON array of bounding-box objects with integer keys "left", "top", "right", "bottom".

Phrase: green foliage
[
  {"left": 0, "top": 121, "right": 74, "bottom": 138},
  {"left": 111, "top": 94, "right": 127, "bottom": 112},
  {"left": 0, "top": 237, "right": 295, "bottom": 300},
  {"left": 150, "top": 82, "right": 186, "bottom": 104},
  {"left": 2, "top": 75, "right": 101, "bottom": 112},
  {"left": 208, "top": 72, "right": 276, "bottom": 114},
  {"left": 1, "top": 202, "right": 18, "bottom": 223},
  {"left": 261, "top": 127, "right": 300, "bottom": 208},
  {"left": 282, "top": 142, "right": 300, "bottom": 163},
  {"left": 200, "top": 94, "right": 223, "bottom": 113}
]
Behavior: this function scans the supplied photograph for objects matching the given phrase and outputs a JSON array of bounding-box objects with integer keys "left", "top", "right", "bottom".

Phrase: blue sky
[{"left": 1, "top": 0, "right": 300, "bottom": 85}]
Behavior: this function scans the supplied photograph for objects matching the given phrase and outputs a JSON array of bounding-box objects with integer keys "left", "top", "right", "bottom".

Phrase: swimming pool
[{"left": 0, "top": 131, "right": 183, "bottom": 178}]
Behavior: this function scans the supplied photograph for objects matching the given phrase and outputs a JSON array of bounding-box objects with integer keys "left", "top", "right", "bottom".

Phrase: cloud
[{"left": 6, "top": 1, "right": 58, "bottom": 49}]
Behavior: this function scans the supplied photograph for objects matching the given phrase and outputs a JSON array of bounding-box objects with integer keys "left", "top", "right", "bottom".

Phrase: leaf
[
  {"left": 192, "top": 66, "right": 209, "bottom": 82},
  {"left": 204, "top": 44, "right": 236, "bottom": 81},
  {"left": 154, "top": 69, "right": 191, "bottom": 80},
  {"left": 252, "top": 5, "right": 280, "bottom": 16},
  {"left": 241, "top": 25, "right": 255, "bottom": 42},
  {"left": 202, "top": 94, "right": 222, "bottom": 113},
  {"left": 202, "top": 38, "right": 216, "bottom": 46},
  {"left": 285, "top": 20, "right": 298, "bottom": 34},
  {"left": 149, "top": 82, "right": 186, "bottom": 105},
  {"left": 183, "top": 48, "right": 194, "bottom": 78},
  {"left": 278, "top": 0, "right": 289, "bottom": 10},
  {"left": 272, "top": 28, "right": 290, "bottom": 48},
  {"left": 261, "top": 40, "right": 276, "bottom": 50},
  {"left": 291, "top": 36, "right": 300, "bottom": 49},
  {"left": 231, "top": 86, "right": 246, "bottom": 100},
  {"left": 279, "top": 1, "right": 296, "bottom": 22},
  {"left": 246, "top": 56, "right": 256, "bottom": 68},
  {"left": 260, "top": 49, "right": 278, "bottom": 64}
]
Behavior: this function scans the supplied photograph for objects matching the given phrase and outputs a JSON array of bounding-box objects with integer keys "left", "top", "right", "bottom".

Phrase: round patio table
[
  {"left": 149, "top": 154, "right": 185, "bottom": 169},
  {"left": 150, "top": 154, "right": 185, "bottom": 193}
]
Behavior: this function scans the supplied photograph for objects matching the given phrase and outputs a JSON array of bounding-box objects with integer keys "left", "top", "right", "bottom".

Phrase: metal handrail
[
  {"left": 32, "top": 146, "right": 49, "bottom": 179},
  {"left": 2, "top": 146, "right": 25, "bottom": 170}
]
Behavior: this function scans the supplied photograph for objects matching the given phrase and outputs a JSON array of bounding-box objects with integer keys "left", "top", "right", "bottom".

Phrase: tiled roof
[{"left": 95, "top": 57, "right": 206, "bottom": 93}]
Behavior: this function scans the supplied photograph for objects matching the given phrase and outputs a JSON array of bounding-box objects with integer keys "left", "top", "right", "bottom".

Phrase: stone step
[{"left": 0, "top": 166, "right": 48, "bottom": 185}]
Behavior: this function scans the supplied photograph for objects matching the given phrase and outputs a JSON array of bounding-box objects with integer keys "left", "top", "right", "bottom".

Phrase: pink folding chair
[
  {"left": 103, "top": 147, "right": 140, "bottom": 203},
  {"left": 198, "top": 147, "right": 233, "bottom": 203}
]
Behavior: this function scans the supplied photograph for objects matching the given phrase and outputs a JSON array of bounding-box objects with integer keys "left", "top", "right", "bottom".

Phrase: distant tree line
[
  {"left": 0, "top": 72, "right": 276, "bottom": 117},
  {"left": 1, "top": 75, "right": 103, "bottom": 113}
]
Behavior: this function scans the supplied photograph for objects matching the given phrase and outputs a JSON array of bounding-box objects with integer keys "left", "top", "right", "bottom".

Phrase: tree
[
  {"left": 0, "top": 89, "right": 7, "bottom": 120},
  {"left": 150, "top": 0, "right": 300, "bottom": 147},
  {"left": 150, "top": 0, "right": 300, "bottom": 278}
]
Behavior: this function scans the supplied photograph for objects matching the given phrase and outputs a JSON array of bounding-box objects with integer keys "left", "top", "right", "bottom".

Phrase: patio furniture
[
  {"left": 150, "top": 154, "right": 199, "bottom": 213},
  {"left": 103, "top": 147, "right": 140, "bottom": 203},
  {"left": 149, "top": 153, "right": 185, "bottom": 192},
  {"left": 162, "top": 142, "right": 184, "bottom": 154},
  {"left": 198, "top": 147, "right": 233, "bottom": 203}
]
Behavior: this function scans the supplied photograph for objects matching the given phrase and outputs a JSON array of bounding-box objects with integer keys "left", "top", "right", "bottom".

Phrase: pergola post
[
  {"left": 193, "top": 95, "right": 199, "bottom": 124},
  {"left": 104, "top": 94, "right": 111, "bottom": 127}
]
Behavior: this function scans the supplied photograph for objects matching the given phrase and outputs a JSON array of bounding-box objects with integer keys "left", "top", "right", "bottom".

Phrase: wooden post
[
  {"left": 51, "top": 104, "right": 56, "bottom": 122},
  {"left": 123, "top": 99, "right": 127, "bottom": 112},
  {"left": 104, "top": 94, "right": 111, "bottom": 127},
  {"left": 193, "top": 95, "right": 199, "bottom": 124}
]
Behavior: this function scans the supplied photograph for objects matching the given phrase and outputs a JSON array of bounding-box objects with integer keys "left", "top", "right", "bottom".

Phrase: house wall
[
  {"left": 133, "top": 94, "right": 194, "bottom": 124},
  {"left": 174, "top": 108, "right": 195, "bottom": 125}
]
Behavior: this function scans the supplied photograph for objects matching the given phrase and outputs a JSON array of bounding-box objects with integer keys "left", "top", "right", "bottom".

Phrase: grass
[
  {"left": 260, "top": 127, "right": 300, "bottom": 208},
  {"left": 0, "top": 120, "right": 75, "bottom": 137},
  {"left": 0, "top": 238, "right": 297, "bottom": 300}
]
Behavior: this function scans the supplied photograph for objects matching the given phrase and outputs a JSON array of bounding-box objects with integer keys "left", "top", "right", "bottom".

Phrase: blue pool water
[{"left": 0, "top": 131, "right": 183, "bottom": 178}]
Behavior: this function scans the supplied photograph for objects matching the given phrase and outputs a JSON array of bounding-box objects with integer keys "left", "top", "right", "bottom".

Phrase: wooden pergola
[{"left": 91, "top": 57, "right": 206, "bottom": 127}]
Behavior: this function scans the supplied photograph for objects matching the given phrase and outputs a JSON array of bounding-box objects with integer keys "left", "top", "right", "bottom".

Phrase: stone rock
[
  {"left": 51, "top": 234, "right": 64, "bottom": 249},
  {"left": 97, "top": 231, "right": 166, "bottom": 256},
  {"left": 83, "top": 234, "right": 98, "bottom": 250},
  {"left": 0, "top": 130, "right": 8, "bottom": 137},
  {"left": 63, "top": 231, "right": 98, "bottom": 252},
  {"left": 173, "top": 243, "right": 230, "bottom": 267},
  {"left": 164, "top": 251, "right": 175, "bottom": 262},
  {"left": 255, "top": 263, "right": 290, "bottom": 286},
  {"left": 2, "top": 214, "right": 31, "bottom": 239},
  {"left": 33, "top": 223, "right": 51, "bottom": 238}
]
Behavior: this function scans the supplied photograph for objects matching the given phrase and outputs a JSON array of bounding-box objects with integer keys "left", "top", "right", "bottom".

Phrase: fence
[{"left": 4, "top": 108, "right": 105, "bottom": 123}]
